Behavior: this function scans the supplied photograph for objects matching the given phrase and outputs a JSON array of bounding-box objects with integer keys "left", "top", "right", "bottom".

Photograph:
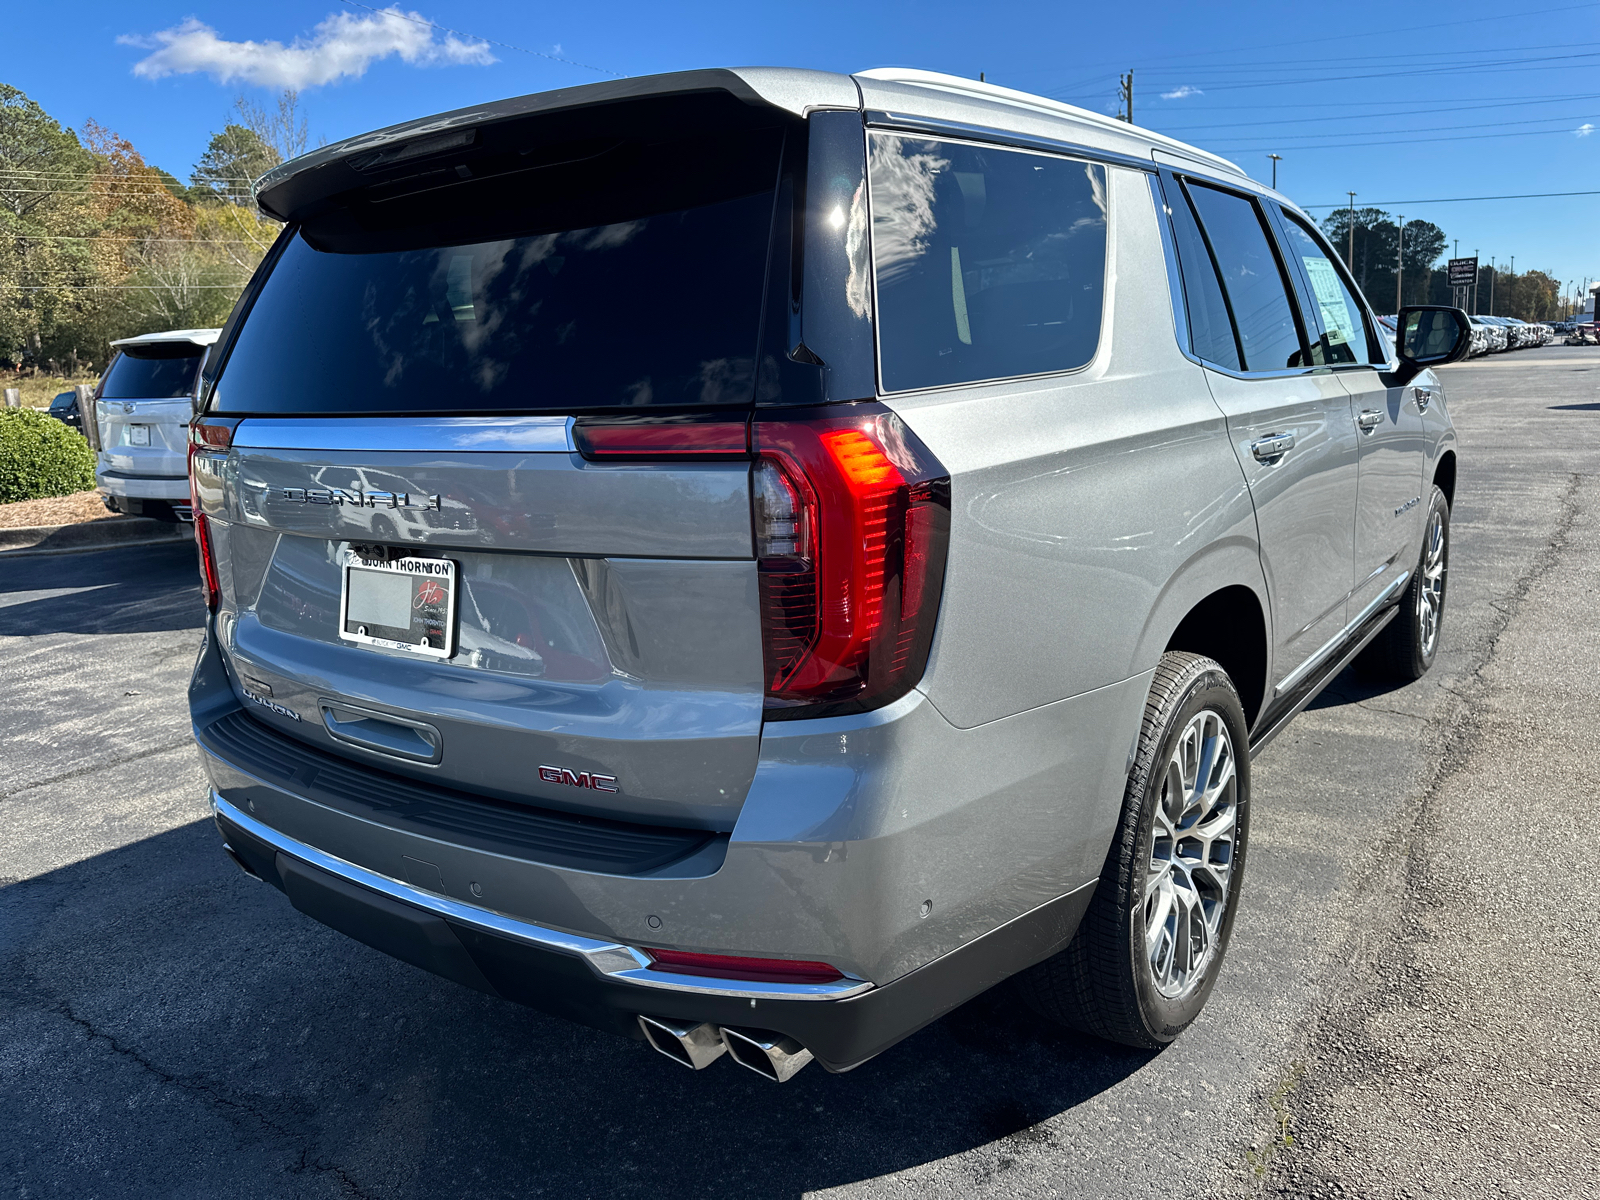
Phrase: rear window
[
  {"left": 101, "top": 344, "right": 205, "bottom": 399},
  {"left": 212, "top": 127, "right": 784, "bottom": 415},
  {"left": 869, "top": 134, "right": 1107, "bottom": 392}
]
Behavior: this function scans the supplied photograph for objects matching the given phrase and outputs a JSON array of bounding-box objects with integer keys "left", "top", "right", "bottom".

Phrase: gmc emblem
[{"left": 538, "top": 764, "right": 620, "bottom": 793}]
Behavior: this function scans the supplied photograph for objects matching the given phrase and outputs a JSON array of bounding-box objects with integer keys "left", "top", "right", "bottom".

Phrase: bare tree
[{"left": 234, "top": 90, "right": 309, "bottom": 165}]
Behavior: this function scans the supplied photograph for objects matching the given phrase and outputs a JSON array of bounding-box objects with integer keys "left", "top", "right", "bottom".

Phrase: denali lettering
[
  {"left": 1394, "top": 495, "right": 1421, "bottom": 517},
  {"left": 538, "top": 765, "right": 620, "bottom": 793},
  {"left": 276, "top": 486, "right": 440, "bottom": 510}
]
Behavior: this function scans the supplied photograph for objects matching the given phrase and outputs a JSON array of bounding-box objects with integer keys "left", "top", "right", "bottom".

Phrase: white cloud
[
  {"left": 1577, "top": 123, "right": 1595, "bottom": 137},
  {"left": 1160, "top": 85, "right": 1203, "bottom": 100},
  {"left": 120, "top": 8, "right": 495, "bottom": 89}
]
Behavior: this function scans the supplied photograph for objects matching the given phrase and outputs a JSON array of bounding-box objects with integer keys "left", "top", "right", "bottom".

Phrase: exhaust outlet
[
  {"left": 221, "top": 843, "right": 263, "bottom": 882},
  {"left": 637, "top": 1015, "right": 728, "bottom": 1070},
  {"left": 720, "top": 1027, "right": 814, "bottom": 1083}
]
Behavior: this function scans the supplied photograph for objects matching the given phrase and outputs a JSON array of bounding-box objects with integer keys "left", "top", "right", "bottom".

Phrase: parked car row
[
  {"left": 1465, "top": 315, "right": 1555, "bottom": 355},
  {"left": 1374, "top": 314, "right": 1553, "bottom": 357}
]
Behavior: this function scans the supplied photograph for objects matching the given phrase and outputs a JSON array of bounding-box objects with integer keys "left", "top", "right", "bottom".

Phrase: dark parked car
[{"left": 46, "top": 390, "right": 83, "bottom": 434}]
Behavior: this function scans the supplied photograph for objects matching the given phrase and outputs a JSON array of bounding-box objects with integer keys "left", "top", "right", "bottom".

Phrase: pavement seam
[
  {"left": 1239, "top": 471, "right": 1586, "bottom": 1196},
  {"left": 0, "top": 738, "right": 196, "bottom": 803},
  {"left": 50, "top": 998, "right": 381, "bottom": 1200}
]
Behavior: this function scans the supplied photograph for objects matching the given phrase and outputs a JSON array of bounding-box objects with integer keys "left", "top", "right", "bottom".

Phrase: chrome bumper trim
[{"left": 210, "top": 792, "right": 872, "bottom": 1002}]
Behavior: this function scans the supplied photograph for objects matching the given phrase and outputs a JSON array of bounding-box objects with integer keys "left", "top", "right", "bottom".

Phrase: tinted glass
[
  {"left": 213, "top": 132, "right": 781, "bottom": 414},
  {"left": 870, "top": 134, "right": 1106, "bottom": 391},
  {"left": 101, "top": 345, "right": 204, "bottom": 399},
  {"left": 1279, "top": 213, "right": 1379, "bottom": 365},
  {"left": 1167, "top": 184, "right": 1241, "bottom": 370},
  {"left": 1184, "top": 183, "right": 1305, "bottom": 372}
]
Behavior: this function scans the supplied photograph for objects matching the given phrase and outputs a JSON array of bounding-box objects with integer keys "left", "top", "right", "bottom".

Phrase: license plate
[
  {"left": 338, "top": 553, "right": 457, "bottom": 658},
  {"left": 129, "top": 425, "right": 150, "bottom": 446}
]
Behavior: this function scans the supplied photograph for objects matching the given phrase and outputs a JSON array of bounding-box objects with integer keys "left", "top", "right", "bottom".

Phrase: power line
[
  {"left": 1152, "top": 94, "right": 1600, "bottom": 132},
  {"left": 1212, "top": 125, "right": 1599, "bottom": 152},
  {"left": 1299, "top": 189, "right": 1600, "bottom": 209},
  {"left": 1203, "top": 112, "right": 1599, "bottom": 146},
  {"left": 335, "top": 0, "right": 623, "bottom": 77}
]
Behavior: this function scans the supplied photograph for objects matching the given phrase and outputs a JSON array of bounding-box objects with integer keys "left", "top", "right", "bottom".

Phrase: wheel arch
[
  {"left": 1133, "top": 538, "right": 1271, "bottom": 728},
  {"left": 1433, "top": 449, "right": 1457, "bottom": 511}
]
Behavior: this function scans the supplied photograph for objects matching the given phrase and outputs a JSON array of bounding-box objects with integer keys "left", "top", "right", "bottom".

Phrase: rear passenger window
[
  {"left": 1165, "top": 183, "right": 1241, "bottom": 370},
  {"left": 1278, "top": 213, "right": 1383, "bottom": 365},
  {"left": 869, "top": 134, "right": 1107, "bottom": 391},
  {"left": 1184, "top": 183, "right": 1306, "bottom": 373}
]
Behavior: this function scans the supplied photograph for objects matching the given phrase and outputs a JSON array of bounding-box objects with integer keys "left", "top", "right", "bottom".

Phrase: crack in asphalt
[
  {"left": 51, "top": 999, "right": 379, "bottom": 1200},
  {"left": 0, "top": 738, "right": 196, "bottom": 803},
  {"left": 1241, "top": 472, "right": 1586, "bottom": 1195}
]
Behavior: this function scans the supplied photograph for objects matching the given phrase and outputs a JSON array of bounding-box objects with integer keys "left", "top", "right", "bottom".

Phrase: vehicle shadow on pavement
[
  {"left": 2, "top": 819, "right": 1155, "bottom": 1199},
  {"left": 0, "top": 542, "right": 203, "bottom": 637},
  {"left": 1303, "top": 664, "right": 1409, "bottom": 711},
  {"left": 1547, "top": 402, "right": 1600, "bottom": 411}
]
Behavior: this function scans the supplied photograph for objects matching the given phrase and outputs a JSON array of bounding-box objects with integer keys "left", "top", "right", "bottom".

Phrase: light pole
[
  {"left": 1347, "top": 192, "right": 1357, "bottom": 272},
  {"left": 1268, "top": 154, "right": 1282, "bottom": 189},
  {"left": 1473, "top": 250, "right": 1480, "bottom": 314},
  {"left": 1489, "top": 256, "right": 1496, "bottom": 315},
  {"left": 1395, "top": 215, "right": 1405, "bottom": 313}
]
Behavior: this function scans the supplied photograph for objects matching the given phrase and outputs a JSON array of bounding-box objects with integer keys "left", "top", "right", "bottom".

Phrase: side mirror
[{"left": 1390, "top": 306, "right": 1471, "bottom": 386}]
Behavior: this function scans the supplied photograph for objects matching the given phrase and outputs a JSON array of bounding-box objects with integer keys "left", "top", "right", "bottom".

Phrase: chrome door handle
[
  {"left": 1251, "top": 432, "right": 1295, "bottom": 462},
  {"left": 1357, "top": 409, "right": 1383, "bottom": 431}
]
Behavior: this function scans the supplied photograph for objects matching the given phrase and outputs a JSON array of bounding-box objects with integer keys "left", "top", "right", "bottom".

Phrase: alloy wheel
[
  {"left": 1418, "top": 509, "right": 1447, "bottom": 659},
  {"left": 1144, "top": 710, "right": 1238, "bottom": 1000}
]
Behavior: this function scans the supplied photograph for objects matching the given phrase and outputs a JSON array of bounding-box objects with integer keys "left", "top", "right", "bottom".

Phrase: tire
[
  {"left": 1355, "top": 485, "right": 1449, "bottom": 683},
  {"left": 1017, "top": 652, "right": 1250, "bottom": 1049}
]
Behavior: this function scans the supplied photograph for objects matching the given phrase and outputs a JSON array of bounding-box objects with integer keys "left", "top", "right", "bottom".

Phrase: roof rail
[{"left": 853, "top": 68, "right": 1246, "bottom": 178}]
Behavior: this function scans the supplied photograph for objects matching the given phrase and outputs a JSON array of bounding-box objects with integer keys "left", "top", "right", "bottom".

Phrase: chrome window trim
[
  {"left": 211, "top": 792, "right": 873, "bottom": 1002},
  {"left": 231, "top": 416, "right": 575, "bottom": 453},
  {"left": 863, "top": 110, "right": 1154, "bottom": 173}
]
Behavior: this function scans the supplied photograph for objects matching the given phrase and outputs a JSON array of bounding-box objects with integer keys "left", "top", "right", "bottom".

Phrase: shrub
[{"left": 0, "top": 407, "right": 97, "bottom": 503}]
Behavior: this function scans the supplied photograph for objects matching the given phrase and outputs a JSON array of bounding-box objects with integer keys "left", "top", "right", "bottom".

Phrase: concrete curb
[{"left": 0, "top": 517, "right": 192, "bottom": 556}]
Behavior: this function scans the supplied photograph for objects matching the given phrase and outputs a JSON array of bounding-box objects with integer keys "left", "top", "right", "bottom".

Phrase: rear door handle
[
  {"left": 1357, "top": 409, "right": 1383, "bottom": 431},
  {"left": 320, "top": 701, "right": 442, "bottom": 764},
  {"left": 1251, "top": 432, "right": 1295, "bottom": 462}
]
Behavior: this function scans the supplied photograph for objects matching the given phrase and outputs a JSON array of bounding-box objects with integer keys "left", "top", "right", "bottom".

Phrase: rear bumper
[
  {"left": 97, "top": 468, "right": 190, "bottom": 501},
  {"left": 214, "top": 790, "right": 1094, "bottom": 1070}
]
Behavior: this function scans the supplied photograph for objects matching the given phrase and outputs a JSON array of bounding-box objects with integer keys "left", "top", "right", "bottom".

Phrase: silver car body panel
[{"left": 192, "top": 67, "right": 1457, "bottom": 1039}]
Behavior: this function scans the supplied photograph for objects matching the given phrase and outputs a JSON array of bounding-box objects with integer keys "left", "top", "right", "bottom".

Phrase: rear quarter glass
[{"left": 211, "top": 127, "right": 784, "bottom": 415}]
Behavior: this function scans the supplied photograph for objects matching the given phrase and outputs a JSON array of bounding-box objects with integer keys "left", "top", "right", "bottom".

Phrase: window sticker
[{"left": 1303, "top": 256, "right": 1358, "bottom": 351}]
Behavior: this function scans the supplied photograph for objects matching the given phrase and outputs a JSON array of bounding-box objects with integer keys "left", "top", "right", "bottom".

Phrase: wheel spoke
[{"left": 1141, "top": 704, "right": 1241, "bottom": 1000}]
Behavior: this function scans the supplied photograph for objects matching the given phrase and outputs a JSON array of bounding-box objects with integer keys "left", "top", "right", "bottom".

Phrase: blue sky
[{"left": 13, "top": 1, "right": 1600, "bottom": 304}]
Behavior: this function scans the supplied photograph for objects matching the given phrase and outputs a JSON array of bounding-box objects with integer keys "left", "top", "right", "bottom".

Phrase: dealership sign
[{"left": 1447, "top": 257, "right": 1479, "bottom": 286}]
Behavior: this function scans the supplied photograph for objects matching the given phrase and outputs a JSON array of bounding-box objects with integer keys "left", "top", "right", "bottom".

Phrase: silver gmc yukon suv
[{"left": 189, "top": 67, "right": 1469, "bottom": 1081}]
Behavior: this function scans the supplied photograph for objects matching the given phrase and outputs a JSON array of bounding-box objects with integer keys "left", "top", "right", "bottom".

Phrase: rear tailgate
[{"left": 211, "top": 418, "right": 762, "bottom": 829}]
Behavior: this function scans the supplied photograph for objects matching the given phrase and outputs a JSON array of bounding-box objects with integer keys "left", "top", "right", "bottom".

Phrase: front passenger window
[
  {"left": 1279, "top": 213, "right": 1382, "bottom": 366},
  {"left": 1184, "top": 182, "right": 1307, "bottom": 372}
]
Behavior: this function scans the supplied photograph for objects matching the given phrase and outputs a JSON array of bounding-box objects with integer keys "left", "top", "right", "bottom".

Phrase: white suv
[{"left": 94, "top": 328, "right": 219, "bottom": 522}]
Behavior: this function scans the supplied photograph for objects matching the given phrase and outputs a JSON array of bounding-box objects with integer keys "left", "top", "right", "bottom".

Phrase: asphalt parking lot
[{"left": 3, "top": 348, "right": 1597, "bottom": 1199}]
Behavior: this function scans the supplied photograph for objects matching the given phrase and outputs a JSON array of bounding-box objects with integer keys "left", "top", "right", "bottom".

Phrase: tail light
[
  {"left": 189, "top": 420, "right": 232, "bottom": 611},
  {"left": 572, "top": 406, "right": 950, "bottom": 721},
  {"left": 754, "top": 406, "right": 950, "bottom": 720},
  {"left": 644, "top": 947, "right": 844, "bottom": 985}
]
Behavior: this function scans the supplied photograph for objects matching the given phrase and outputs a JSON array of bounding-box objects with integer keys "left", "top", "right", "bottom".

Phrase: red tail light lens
[
  {"left": 573, "top": 417, "right": 749, "bottom": 459},
  {"left": 644, "top": 948, "right": 845, "bottom": 985},
  {"left": 754, "top": 406, "right": 950, "bottom": 719},
  {"left": 189, "top": 420, "right": 232, "bottom": 612}
]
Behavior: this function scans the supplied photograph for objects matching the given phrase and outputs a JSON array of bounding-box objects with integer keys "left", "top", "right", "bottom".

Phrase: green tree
[
  {"left": 190, "top": 124, "right": 278, "bottom": 204},
  {"left": 1320, "top": 209, "right": 1448, "bottom": 311}
]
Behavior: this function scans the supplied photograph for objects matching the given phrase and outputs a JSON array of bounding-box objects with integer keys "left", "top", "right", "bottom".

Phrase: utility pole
[
  {"left": 1489, "top": 256, "right": 1496, "bottom": 315},
  {"left": 1118, "top": 70, "right": 1134, "bottom": 123},
  {"left": 1473, "top": 250, "right": 1480, "bottom": 314},
  {"left": 1395, "top": 215, "right": 1404, "bottom": 313},
  {"left": 1509, "top": 256, "right": 1515, "bottom": 316},
  {"left": 1268, "top": 154, "right": 1282, "bottom": 189},
  {"left": 1347, "top": 192, "right": 1357, "bottom": 272}
]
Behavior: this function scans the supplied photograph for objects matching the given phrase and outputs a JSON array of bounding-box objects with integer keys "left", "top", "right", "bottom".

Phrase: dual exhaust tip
[{"left": 637, "top": 1015, "right": 814, "bottom": 1083}]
